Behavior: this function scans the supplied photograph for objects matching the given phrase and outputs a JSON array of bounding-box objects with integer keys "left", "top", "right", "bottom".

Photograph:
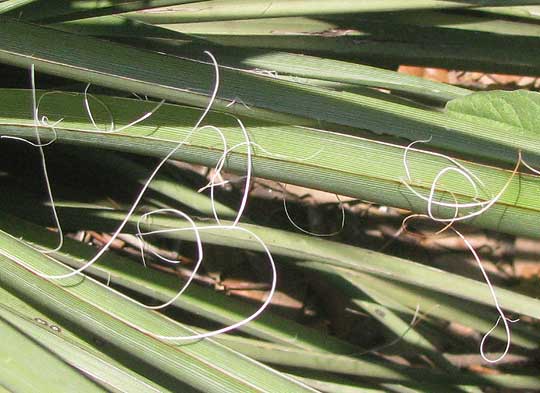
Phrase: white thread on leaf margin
[
  {"left": 12, "top": 55, "right": 277, "bottom": 342},
  {"left": 1, "top": 65, "right": 64, "bottom": 254},
  {"left": 452, "top": 227, "right": 519, "bottom": 363},
  {"left": 281, "top": 183, "right": 345, "bottom": 237},
  {"left": 401, "top": 140, "right": 522, "bottom": 363}
]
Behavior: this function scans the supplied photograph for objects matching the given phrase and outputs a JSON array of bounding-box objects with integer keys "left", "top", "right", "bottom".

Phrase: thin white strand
[
  {"left": 83, "top": 84, "right": 115, "bottom": 132},
  {"left": 205, "top": 131, "right": 235, "bottom": 225},
  {"left": 83, "top": 83, "right": 166, "bottom": 134},
  {"left": 401, "top": 173, "right": 483, "bottom": 210},
  {"left": 401, "top": 144, "right": 520, "bottom": 223},
  {"left": 132, "top": 224, "right": 277, "bottom": 340},
  {"left": 200, "top": 134, "right": 323, "bottom": 227},
  {"left": 197, "top": 123, "right": 252, "bottom": 227},
  {"left": 1, "top": 97, "right": 60, "bottom": 148},
  {"left": 135, "top": 209, "right": 202, "bottom": 266},
  {"left": 198, "top": 178, "right": 232, "bottom": 190},
  {"left": 520, "top": 157, "right": 540, "bottom": 175},
  {"left": 232, "top": 118, "right": 252, "bottom": 227},
  {"left": 135, "top": 209, "right": 204, "bottom": 310},
  {"left": 249, "top": 140, "right": 323, "bottom": 163},
  {"left": 424, "top": 154, "right": 520, "bottom": 223},
  {"left": 134, "top": 117, "right": 254, "bottom": 308},
  {"left": 226, "top": 97, "right": 251, "bottom": 109},
  {"left": 133, "top": 117, "right": 268, "bottom": 323},
  {"left": 401, "top": 211, "right": 516, "bottom": 364},
  {"left": 35, "top": 51, "right": 221, "bottom": 280},
  {"left": 402, "top": 136, "right": 485, "bottom": 190},
  {"left": 427, "top": 167, "right": 488, "bottom": 218},
  {"left": 451, "top": 227, "right": 517, "bottom": 363},
  {"left": 113, "top": 99, "right": 166, "bottom": 133},
  {"left": 1, "top": 134, "right": 57, "bottom": 147},
  {"left": 282, "top": 184, "right": 345, "bottom": 237},
  {"left": 403, "top": 137, "right": 433, "bottom": 182},
  {"left": 25, "top": 65, "right": 64, "bottom": 254}
]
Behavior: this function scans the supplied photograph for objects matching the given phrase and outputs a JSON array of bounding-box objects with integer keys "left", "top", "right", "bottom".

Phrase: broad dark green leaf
[{"left": 447, "top": 90, "right": 540, "bottom": 135}]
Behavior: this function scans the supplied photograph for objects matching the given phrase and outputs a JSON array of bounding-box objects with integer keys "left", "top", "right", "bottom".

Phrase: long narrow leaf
[
  {"left": 0, "top": 314, "right": 106, "bottom": 393},
  {"left": 121, "top": 0, "right": 540, "bottom": 23},
  {"left": 295, "top": 261, "right": 540, "bottom": 349},
  {"left": 0, "top": 228, "right": 316, "bottom": 393},
  {"left": 1, "top": 20, "right": 540, "bottom": 166},
  {"left": 0, "top": 0, "right": 37, "bottom": 14},
  {"left": 4, "top": 1, "right": 209, "bottom": 22},
  {"left": 15, "top": 204, "right": 540, "bottom": 324},
  {"left": 2, "top": 90, "right": 540, "bottom": 240},
  {"left": 52, "top": 15, "right": 468, "bottom": 104},
  {"left": 0, "top": 296, "right": 178, "bottom": 393}
]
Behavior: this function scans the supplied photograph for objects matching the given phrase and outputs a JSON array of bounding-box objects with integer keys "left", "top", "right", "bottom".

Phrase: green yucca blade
[
  {"left": 0, "top": 0, "right": 37, "bottom": 14},
  {"left": 478, "top": 5, "right": 540, "bottom": 20},
  {"left": 166, "top": 47, "right": 470, "bottom": 104},
  {"left": 120, "top": 0, "right": 540, "bottom": 23},
  {"left": 284, "top": 374, "right": 388, "bottom": 393},
  {"left": 0, "top": 314, "right": 106, "bottom": 393},
  {"left": 350, "top": 298, "right": 455, "bottom": 371},
  {"left": 0, "top": 228, "right": 316, "bottom": 393},
  {"left": 287, "top": 370, "right": 461, "bottom": 393},
  {"left": 0, "top": 292, "right": 178, "bottom": 393},
  {"left": 151, "top": 14, "right": 540, "bottom": 74},
  {"left": 0, "top": 211, "right": 356, "bottom": 354},
  {"left": 6, "top": 211, "right": 537, "bottom": 371},
  {"left": 41, "top": 209, "right": 540, "bottom": 322},
  {"left": 210, "top": 336, "right": 540, "bottom": 390},
  {"left": 1, "top": 20, "right": 540, "bottom": 166},
  {"left": 2, "top": 90, "right": 540, "bottom": 240},
  {"left": 3, "top": 1, "right": 208, "bottom": 22},
  {"left": 357, "top": 8, "right": 540, "bottom": 36},
  {"left": 52, "top": 16, "right": 468, "bottom": 103},
  {"left": 295, "top": 261, "right": 540, "bottom": 349},
  {"left": 2, "top": 211, "right": 534, "bottom": 391}
]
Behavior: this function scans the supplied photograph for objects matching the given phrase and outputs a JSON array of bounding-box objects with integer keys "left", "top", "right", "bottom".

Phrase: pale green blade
[
  {"left": 0, "top": 315, "right": 106, "bottom": 393},
  {"left": 295, "top": 261, "right": 540, "bottom": 349},
  {"left": 15, "top": 203, "right": 540, "bottom": 324},
  {"left": 3, "top": 0, "right": 209, "bottom": 22},
  {"left": 0, "top": 294, "right": 178, "bottom": 393},
  {"left": 148, "top": 14, "right": 540, "bottom": 75},
  {"left": 1, "top": 20, "right": 540, "bottom": 166},
  {"left": 477, "top": 5, "right": 540, "bottom": 20},
  {"left": 211, "top": 335, "right": 540, "bottom": 390},
  {"left": 2, "top": 90, "right": 540, "bottom": 240},
  {"left": 2, "top": 214, "right": 533, "bottom": 391},
  {"left": 121, "top": 0, "right": 540, "bottom": 23},
  {"left": 0, "top": 0, "right": 37, "bottom": 14},
  {"left": 0, "top": 229, "right": 316, "bottom": 393},
  {"left": 52, "top": 16, "right": 468, "bottom": 103}
]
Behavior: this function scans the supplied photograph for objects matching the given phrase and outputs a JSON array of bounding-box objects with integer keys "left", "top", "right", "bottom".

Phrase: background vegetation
[{"left": 1, "top": 1, "right": 540, "bottom": 392}]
